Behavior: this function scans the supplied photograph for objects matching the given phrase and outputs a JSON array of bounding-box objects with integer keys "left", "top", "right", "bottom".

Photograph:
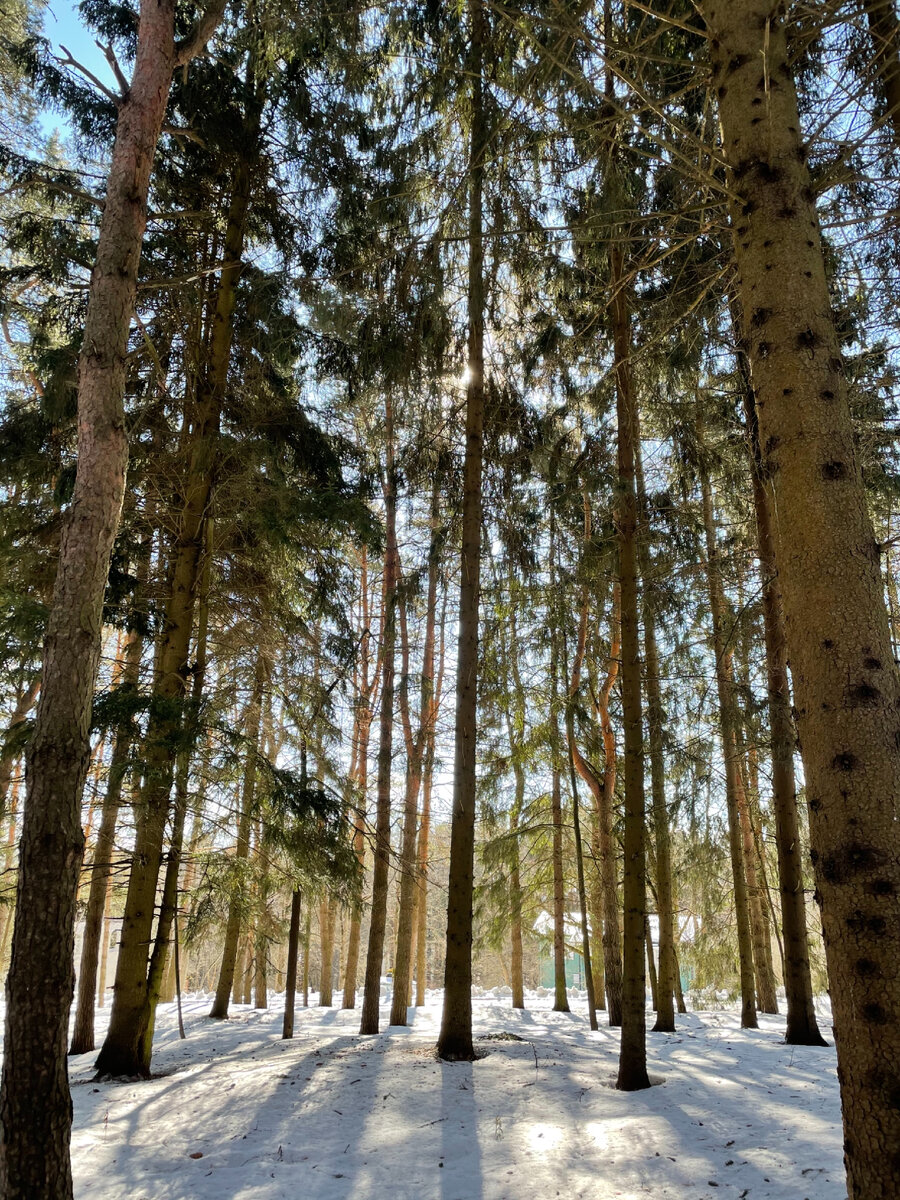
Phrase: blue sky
[{"left": 40, "top": 0, "right": 123, "bottom": 129}]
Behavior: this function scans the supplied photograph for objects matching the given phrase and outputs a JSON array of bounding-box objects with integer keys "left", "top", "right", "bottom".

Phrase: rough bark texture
[
  {"left": 0, "top": 4, "right": 183, "bottom": 1192},
  {"left": 438, "top": 0, "right": 485, "bottom": 1063},
  {"left": 610, "top": 245, "right": 649, "bottom": 1092},
  {"left": 705, "top": 3, "right": 900, "bottom": 1192},
  {"left": 739, "top": 350, "right": 825, "bottom": 1045}
]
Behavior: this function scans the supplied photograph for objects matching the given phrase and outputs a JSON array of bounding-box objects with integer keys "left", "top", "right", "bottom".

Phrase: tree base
[
  {"left": 784, "top": 1025, "right": 829, "bottom": 1047},
  {"left": 436, "top": 1034, "right": 477, "bottom": 1062},
  {"left": 93, "top": 1045, "right": 151, "bottom": 1081}
]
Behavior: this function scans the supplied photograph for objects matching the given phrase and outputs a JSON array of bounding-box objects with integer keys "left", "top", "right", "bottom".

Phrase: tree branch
[
  {"left": 57, "top": 45, "right": 120, "bottom": 106},
  {"left": 174, "top": 0, "right": 228, "bottom": 69},
  {"left": 98, "top": 41, "right": 129, "bottom": 97}
]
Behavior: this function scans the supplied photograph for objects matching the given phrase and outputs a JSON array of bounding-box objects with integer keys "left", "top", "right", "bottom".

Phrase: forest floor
[{"left": 65, "top": 990, "right": 844, "bottom": 1200}]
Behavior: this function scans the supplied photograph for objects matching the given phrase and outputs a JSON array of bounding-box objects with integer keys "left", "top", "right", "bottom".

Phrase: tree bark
[
  {"left": 698, "top": 459, "right": 758, "bottom": 1028},
  {"left": 732, "top": 713, "right": 779, "bottom": 1014},
  {"left": 645, "top": 916, "right": 658, "bottom": 1011},
  {"left": 737, "top": 336, "right": 826, "bottom": 1045},
  {"left": 359, "top": 401, "right": 399, "bottom": 1035},
  {"left": 509, "top": 761, "right": 526, "bottom": 1010},
  {"left": 318, "top": 895, "right": 335, "bottom": 1006},
  {"left": 0, "top": 678, "right": 39, "bottom": 824},
  {"left": 138, "top": 518, "right": 212, "bottom": 1062},
  {"left": 548, "top": 516, "right": 570, "bottom": 1015},
  {"left": 0, "top": 2, "right": 222, "bottom": 1189},
  {"left": 610, "top": 244, "right": 649, "bottom": 1091},
  {"left": 254, "top": 857, "right": 269, "bottom": 1010},
  {"left": 437, "top": 0, "right": 486, "bottom": 1063},
  {"left": 342, "top": 550, "right": 377, "bottom": 1009},
  {"left": 390, "top": 485, "right": 440, "bottom": 1025},
  {"left": 70, "top": 624, "right": 144, "bottom": 1055},
  {"left": 282, "top": 889, "right": 303, "bottom": 1039},
  {"left": 704, "top": 6, "right": 900, "bottom": 1190},
  {"left": 208, "top": 651, "right": 266, "bottom": 1019},
  {"left": 634, "top": 429, "right": 677, "bottom": 1034}
]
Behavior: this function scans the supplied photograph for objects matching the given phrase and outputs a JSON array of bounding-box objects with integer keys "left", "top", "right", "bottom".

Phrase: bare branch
[
  {"left": 174, "top": 0, "right": 228, "bottom": 69},
  {"left": 57, "top": 45, "right": 120, "bottom": 106},
  {"left": 162, "top": 123, "right": 208, "bottom": 148},
  {"left": 98, "top": 41, "right": 129, "bottom": 97}
]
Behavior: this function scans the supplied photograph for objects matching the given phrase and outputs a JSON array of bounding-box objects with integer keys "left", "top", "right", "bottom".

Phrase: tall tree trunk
[
  {"left": 706, "top": 8, "right": 900, "bottom": 1190},
  {"left": 96, "top": 876, "right": 113, "bottom": 1010},
  {"left": 0, "top": 2, "right": 222, "bottom": 1187},
  {"left": 738, "top": 336, "right": 825, "bottom": 1045},
  {"left": 359, "top": 402, "right": 399, "bottom": 1035},
  {"left": 597, "top": 590, "right": 624, "bottom": 1025},
  {"left": 732, "top": 712, "right": 778, "bottom": 1014},
  {"left": 633, "top": 433, "right": 677, "bottom": 1033},
  {"left": 389, "top": 614, "right": 424, "bottom": 1025},
  {"left": 565, "top": 502, "right": 598, "bottom": 1031},
  {"left": 302, "top": 905, "right": 311, "bottom": 1007},
  {"left": 70, "top": 623, "right": 144, "bottom": 1055},
  {"left": 254, "top": 857, "right": 269, "bottom": 1010},
  {"left": 548, "top": 515, "right": 570, "bottom": 1015},
  {"left": 95, "top": 148, "right": 250, "bottom": 1079},
  {"left": 415, "top": 588, "right": 447, "bottom": 1012},
  {"left": 137, "top": 519, "right": 212, "bottom": 1063},
  {"left": 498, "top": 564, "right": 528, "bottom": 1012},
  {"left": 437, "top": 0, "right": 486, "bottom": 1063},
  {"left": 209, "top": 651, "right": 266, "bottom": 1019},
  {"left": 0, "top": 678, "right": 39, "bottom": 823},
  {"left": 508, "top": 761, "right": 526, "bottom": 1010},
  {"left": 645, "top": 916, "right": 658, "bottom": 1011},
  {"left": 318, "top": 895, "right": 335, "bottom": 1006},
  {"left": 342, "top": 550, "right": 376, "bottom": 1009},
  {"left": 282, "top": 890, "right": 303, "bottom": 1039},
  {"left": 0, "top": 774, "right": 21, "bottom": 969},
  {"left": 698, "top": 459, "right": 758, "bottom": 1029},
  {"left": 570, "top": 589, "right": 621, "bottom": 1022},
  {"left": 610, "top": 243, "right": 649, "bottom": 1092},
  {"left": 391, "top": 485, "right": 440, "bottom": 1025},
  {"left": 550, "top": 763, "right": 569, "bottom": 1012},
  {"left": 565, "top": 707, "right": 599, "bottom": 1031}
]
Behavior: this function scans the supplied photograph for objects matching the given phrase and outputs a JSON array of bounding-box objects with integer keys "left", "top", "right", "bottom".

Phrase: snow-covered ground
[{"left": 67, "top": 991, "right": 844, "bottom": 1200}]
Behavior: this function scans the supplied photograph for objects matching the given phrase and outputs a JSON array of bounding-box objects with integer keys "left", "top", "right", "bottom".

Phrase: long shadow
[
  {"left": 69, "top": 1001, "right": 842, "bottom": 1200},
  {"left": 439, "top": 1056, "right": 484, "bottom": 1200}
]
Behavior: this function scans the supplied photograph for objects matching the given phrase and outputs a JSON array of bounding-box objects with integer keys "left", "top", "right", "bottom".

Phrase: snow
[{"left": 65, "top": 992, "right": 845, "bottom": 1200}]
